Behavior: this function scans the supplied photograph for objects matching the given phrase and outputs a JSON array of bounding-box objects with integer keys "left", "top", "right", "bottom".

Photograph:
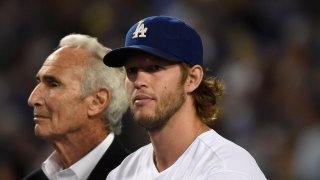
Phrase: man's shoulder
[
  {"left": 107, "top": 143, "right": 153, "bottom": 179},
  {"left": 195, "top": 130, "right": 266, "bottom": 179},
  {"left": 119, "top": 143, "right": 152, "bottom": 164},
  {"left": 88, "top": 136, "right": 131, "bottom": 180},
  {"left": 129, "top": 143, "right": 152, "bottom": 157}
]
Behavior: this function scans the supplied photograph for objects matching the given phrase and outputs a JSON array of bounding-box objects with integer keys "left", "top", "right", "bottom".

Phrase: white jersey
[{"left": 107, "top": 130, "right": 267, "bottom": 180}]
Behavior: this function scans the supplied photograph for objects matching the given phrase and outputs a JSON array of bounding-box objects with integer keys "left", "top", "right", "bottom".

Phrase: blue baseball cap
[{"left": 103, "top": 16, "right": 203, "bottom": 67}]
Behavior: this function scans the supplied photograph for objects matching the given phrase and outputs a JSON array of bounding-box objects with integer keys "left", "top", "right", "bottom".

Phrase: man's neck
[
  {"left": 148, "top": 107, "right": 209, "bottom": 172},
  {"left": 50, "top": 124, "right": 108, "bottom": 168}
]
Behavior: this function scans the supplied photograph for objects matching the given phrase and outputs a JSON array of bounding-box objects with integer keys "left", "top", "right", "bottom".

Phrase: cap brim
[{"left": 103, "top": 45, "right": 183, "bottom": 67}]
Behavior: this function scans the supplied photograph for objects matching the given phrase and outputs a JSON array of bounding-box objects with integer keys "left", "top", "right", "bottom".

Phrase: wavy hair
[{"left": 179, "top": 63, "right": 225, "bottom": 128}]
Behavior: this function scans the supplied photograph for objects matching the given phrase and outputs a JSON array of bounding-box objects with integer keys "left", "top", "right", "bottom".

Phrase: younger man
[{"left": 104, "top": 16, "right": 267, "bottom": 179}]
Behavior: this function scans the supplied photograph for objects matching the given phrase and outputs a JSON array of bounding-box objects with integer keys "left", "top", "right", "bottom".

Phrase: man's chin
[
  {"left": 35, "top": 130, "right": 48, "bottom": 139},
  {"left": 34, "top": 126, "right": 53, "bottom": 140},
  {"left": 135, "top": 116, "right": 168, "bottom": 132}
]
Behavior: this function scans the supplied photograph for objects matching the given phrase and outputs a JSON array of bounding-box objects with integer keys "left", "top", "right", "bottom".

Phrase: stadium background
[{"left": 0, "top": 0, "right": 319, "bottom": 179}]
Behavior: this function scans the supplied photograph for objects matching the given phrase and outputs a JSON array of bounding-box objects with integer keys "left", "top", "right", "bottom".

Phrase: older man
[{"left": 23, "top": 34, "right": 129, "bottom": 180}]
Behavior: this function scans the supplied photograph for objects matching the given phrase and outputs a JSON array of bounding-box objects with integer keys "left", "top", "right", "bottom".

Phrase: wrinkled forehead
[
  {"left": 44, "top": 47, "right": 91, "bottom": 67},
  {"left": 36, "top": 47, "right": 91, "bottom": 80}
]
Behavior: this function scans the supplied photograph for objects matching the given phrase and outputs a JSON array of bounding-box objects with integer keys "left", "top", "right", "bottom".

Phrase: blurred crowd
[{"left": 0, "top": 0, "right": 319, "bottom": 179}]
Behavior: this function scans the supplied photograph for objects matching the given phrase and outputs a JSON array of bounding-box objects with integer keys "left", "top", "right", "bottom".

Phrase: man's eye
[
  {"left": 147, "top": 65, "right": 162, "bottom": 72},
  {"left": 46, "top": 79, "right": 59, "bottom": 87},
  {"left": 126, "top": 67, "right": 138, "bottom": 75},
  {"left": 48, "top": 82, "right": 59, "bottom": 87}
]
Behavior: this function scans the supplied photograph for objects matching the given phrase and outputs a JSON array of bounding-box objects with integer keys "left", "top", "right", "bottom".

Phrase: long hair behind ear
[
  {"left": 179, "top": 63, "right": 225, "bottom": 128},
  {"left": 194, "top": 76, "right": 225, "bottom": 128}
]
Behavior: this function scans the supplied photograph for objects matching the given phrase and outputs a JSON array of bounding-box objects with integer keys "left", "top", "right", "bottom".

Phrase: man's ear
[
  {"left": 185, "top": 65, "right": 203, "bottom": 93},
  {"left": 87, "top": 88, "right": 111, "bottom": 117}
]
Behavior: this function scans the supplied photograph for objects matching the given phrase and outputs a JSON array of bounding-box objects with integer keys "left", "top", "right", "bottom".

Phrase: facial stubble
[{"left": 131, "top": 85, "right": 186, "bottom": 132}]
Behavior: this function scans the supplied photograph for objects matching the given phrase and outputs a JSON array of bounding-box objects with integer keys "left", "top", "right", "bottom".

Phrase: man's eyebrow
[{"left": 35, "top": 74, "right": 59, "bottom": 82}]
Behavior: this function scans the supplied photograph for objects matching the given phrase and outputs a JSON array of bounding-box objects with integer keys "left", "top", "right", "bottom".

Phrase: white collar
[{"left": 42, "top": 132, "right": 115, "bottom": 180}]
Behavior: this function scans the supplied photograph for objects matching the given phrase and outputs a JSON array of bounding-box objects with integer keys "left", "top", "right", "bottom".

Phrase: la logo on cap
[{"left": 132, "top": 20, "right": 148, "bottom": 39}]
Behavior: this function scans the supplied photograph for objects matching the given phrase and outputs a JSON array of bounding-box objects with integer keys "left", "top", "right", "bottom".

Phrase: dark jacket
[{"left": 23, "top": 137, "right": 130, "bottom": 180}]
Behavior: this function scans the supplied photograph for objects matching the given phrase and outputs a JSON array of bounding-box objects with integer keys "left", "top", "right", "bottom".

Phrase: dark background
[{"left": 1, "top": 0, "right": 320, "bottom": 179}]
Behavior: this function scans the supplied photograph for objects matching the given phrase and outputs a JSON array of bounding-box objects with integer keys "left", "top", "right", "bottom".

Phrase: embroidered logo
[{"left": 132, "top": 20, "right": 148, "bottom": 39}]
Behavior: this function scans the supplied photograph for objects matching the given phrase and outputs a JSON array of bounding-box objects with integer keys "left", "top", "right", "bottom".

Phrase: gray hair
[{"left": 58, "top": 34, "right": 128, "bottom": 135}]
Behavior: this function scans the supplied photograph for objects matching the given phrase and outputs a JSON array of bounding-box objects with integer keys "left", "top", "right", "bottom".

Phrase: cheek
[
  {"left": 52, "top": 103, "right": 87, "bottom": 132},
  {"left": 125, "top": 80, "right": 134, "bottom": 94},
  {"left": 50, "top": 95, "right": 85, "bottom": 121}
]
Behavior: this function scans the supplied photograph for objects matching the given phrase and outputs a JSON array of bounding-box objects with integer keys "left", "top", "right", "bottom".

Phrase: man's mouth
[
  {"left": 133, "top": 94, "right": 154, "bottom": 106},
  {"left": 33, "top": 114, "right": 50, "bottom": 121}
]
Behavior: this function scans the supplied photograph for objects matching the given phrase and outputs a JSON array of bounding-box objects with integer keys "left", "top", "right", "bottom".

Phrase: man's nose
[
  {"left": 28, "top": 84, "right": 44, "bottom": 107},
  {"left": 133, "top": 70, "right": 149, "bottom": 89}
]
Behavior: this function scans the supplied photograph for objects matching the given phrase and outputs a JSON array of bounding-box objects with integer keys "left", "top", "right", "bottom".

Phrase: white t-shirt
[
  {"left": 42, "top": 132, "right": 115, "bottom": 180},
  {"left": 107, "top": 130, "right": 266, "bottom": 180}
]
